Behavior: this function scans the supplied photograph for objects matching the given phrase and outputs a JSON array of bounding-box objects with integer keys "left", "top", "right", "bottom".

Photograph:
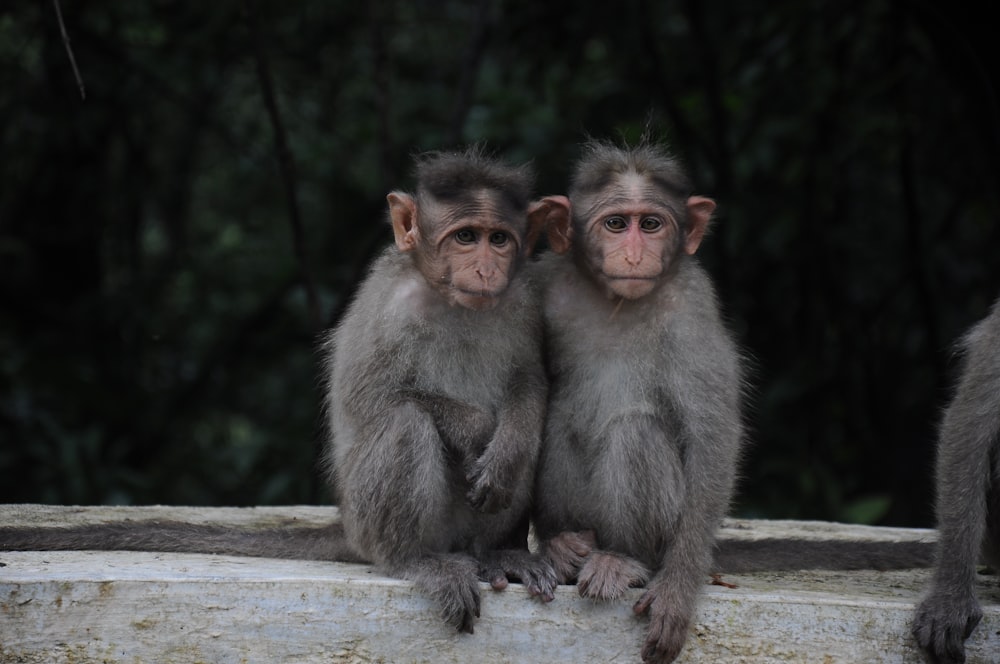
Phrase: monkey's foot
[
  {"left": 912, "top": 588, "right": 982, "bottom": 664},
  {"left": 577, "top": 550, "right": 650, "bottom": 600},
  {"left": 478, "top": 549, "right": 557, "bottom": 602},
  {"left": 542, "top": 530, "right": 596, "bottom": 583}
]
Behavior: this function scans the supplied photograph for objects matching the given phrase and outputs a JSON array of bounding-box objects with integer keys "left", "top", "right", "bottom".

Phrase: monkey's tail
[
  {"left": 0, "top": 521, "right": 369, "bottom": 564},
  {"left": 712, "top": 538, "right": 935, "bottom": 574}
]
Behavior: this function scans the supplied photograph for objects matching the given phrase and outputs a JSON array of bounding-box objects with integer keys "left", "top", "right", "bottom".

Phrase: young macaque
[
  {"left": 913, "top": 296, "right": 1000, "bottom": 664},
  {"left": 321, "top": 147, "right": 568, "bottom": 633},
  {"left": 531, "top": 139, "right": 744, "bottom": 664},
  {"left": 0, "top": 147, "right": 570, "bottom": 636}
]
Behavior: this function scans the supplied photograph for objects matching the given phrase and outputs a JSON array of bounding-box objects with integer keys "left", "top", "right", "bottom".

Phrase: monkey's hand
[
  {"left": 477, "top": 549, "right": 557, "bottom": 602},
  {"left": 542, "top": 530, "right": 596, "bottom": 583},
  {"left": 912, "top": 588, "right": 982, "bottom": 664},
  {"left": 577, "top": 551, "right": 650, "bottom": 600},
  {"left": 465, "top": 444, "right": 518, "bottom": 514},
  {"left": 633, "top": 582, "right": 691, "bottom": 664}
]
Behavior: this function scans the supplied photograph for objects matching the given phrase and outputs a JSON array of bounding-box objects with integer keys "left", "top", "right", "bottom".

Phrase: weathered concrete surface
[{"left": 1, "top": 505, "right": 997, "bottom": 663}]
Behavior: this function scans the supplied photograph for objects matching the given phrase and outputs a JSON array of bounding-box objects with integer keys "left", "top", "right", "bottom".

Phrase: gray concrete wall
[{"left": 1, "top": 505, "right": 997, "bottom": 663}]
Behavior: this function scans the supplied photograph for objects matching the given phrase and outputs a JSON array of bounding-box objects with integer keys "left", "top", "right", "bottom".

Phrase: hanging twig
[
  {"left": 52, "top": 0, "right": 86, "bottom": 100},
  {"left": 243, "top": 0, "right": 321, "bottom": 331}
]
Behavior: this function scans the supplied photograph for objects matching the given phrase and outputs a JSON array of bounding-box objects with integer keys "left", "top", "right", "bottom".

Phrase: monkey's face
[
  {"left": 390, "top": 190, "right": 527, "bottom": 311},
  {"left": 576, "top": 175, "right": 685, "bottom": 300},
  {"left": 417, "top": 198, "right": 524, "bottom": 311}
]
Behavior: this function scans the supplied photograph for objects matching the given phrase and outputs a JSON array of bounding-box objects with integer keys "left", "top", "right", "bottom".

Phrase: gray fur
[
  {"left": 913, "top": 296, "right": 1000, "bottom": 664},
  {"left": 532, "top": 140, "right": 745, "bottom": 664},
  {"left": 322, "top": 249, "right": 548, "bottom": 558},
  {"left": 321, "top": 151, "right": 556, "bottom": 633},
  {"left": 0, "top": 149, "right": 557, "bottom": 635}
]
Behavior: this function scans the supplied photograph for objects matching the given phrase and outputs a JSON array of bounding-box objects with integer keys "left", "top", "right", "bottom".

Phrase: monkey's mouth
[
  {"left": 456, "top": 286, "right": 504, "bottom": 298},
  {"left": 453, "top": 288, "right": 503, "bottom": 310},
  {"left": 603, "top": 273, "right": 660, "bottom": 283},
  {"left": 600, "top": 273, "right": 661, "bottom": 300}
]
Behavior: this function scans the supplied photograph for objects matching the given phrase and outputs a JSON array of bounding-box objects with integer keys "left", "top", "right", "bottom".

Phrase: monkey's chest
[
  {"left": 552, "top": 321, "right": 661, "bottom": 400},
  {"left": 411, "top": 329, "right": 517, "bottom": 407}
]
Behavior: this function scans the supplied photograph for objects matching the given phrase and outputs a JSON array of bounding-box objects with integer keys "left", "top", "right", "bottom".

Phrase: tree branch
[{"left": 52, "top": 0, "right": 86, "bottom": 100}]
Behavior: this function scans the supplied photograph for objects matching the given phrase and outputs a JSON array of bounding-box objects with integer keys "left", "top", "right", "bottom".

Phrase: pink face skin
[
  {"left": 578, "top": 174, "right": 714, "bottom": 300},
  {"left": 422, "top": 213, "right": 520, "bottom": 310},
  {"left": 388, "top": 191, "right": 523, "bottom": 310}
]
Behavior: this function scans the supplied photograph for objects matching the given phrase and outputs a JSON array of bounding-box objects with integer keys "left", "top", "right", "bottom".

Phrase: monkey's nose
[{"left": 476, "top": 267, "right": 496, "bottom": 286}]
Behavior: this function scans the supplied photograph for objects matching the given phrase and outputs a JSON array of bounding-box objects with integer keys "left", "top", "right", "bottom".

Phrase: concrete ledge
[{"left": 1, "top": 505, "right": 998, "bottom": 663}]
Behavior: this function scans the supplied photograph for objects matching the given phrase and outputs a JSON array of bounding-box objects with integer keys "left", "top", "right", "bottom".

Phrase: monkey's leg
[{"left": 342, "top": 403, "right": 482, "bottom": 633}]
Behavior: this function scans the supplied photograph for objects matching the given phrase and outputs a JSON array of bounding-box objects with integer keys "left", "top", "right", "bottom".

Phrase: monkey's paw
[
  {"left": 478, "top": 549, "right": 557, "bottom": 602},
  {"left": 465, "top": 457, "right": 515, "bottom": 514},
  {"left": 407, "top": 554, "right": 482, "bottom": 634},
  {"left": 577, "top": 551, "right": 650, "bottom": 600},
  {"left": 912, "top": 589, "right": 982, "bottom": 664},
  {"left": 438, "top": 576, "right": 481, "bottom": 634},
  {"left": 633, "top": 587, "right": 691, "bottom": 664},
  {"left": 542, "top": 530, "right": 596, "bottom": 583}
]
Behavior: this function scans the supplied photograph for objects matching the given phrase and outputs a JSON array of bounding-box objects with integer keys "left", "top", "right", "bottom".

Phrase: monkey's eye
[
  {"left": 640, "top": 217, "right": 663, "bottom": 232},
  {"left": 604, "top": 216, "right": 628, "bottom": 232},
  {"left": 489, "top": 231, "right": 509, "bottom": 246},
  {"left": 454, "top": 229, "right": 477, "bottom": 244}
]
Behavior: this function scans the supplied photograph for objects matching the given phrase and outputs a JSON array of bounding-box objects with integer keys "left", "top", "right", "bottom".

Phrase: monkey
[
  {"left": 528, "top": 140, "right": 945, "bottom": 662},
  {"left": 0, "top": 147, "right": 570, "bottom": 636},
  {"left": 320, "top": 147, "right": 568, "bottom": 633},
  {"left": 530, "top": 138, "right": 745, "bottom": 664},
  {"left": 912, "top": 296, "right": 1000, "bottom": 664}
]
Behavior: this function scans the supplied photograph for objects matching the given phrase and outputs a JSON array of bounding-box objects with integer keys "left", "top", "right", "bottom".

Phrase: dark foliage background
[{"left": 1, "top": 1, "right": 997, "bottom": 526}]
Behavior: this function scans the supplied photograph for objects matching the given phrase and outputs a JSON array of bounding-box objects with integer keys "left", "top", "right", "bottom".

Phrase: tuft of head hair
[
  {"left": 568, "top": 138, "right": 693, "bottom": 202},
  {"left": 414, "top": 145, "right": 536, "bottom": 213}
]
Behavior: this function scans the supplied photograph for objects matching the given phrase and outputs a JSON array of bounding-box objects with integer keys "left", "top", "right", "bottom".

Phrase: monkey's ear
[
  {"left": 387, "top": 192, "right": 420, "bottom": 252},
  {"left": 527, "top": 195, "right": 572, "bottom": 254},
  {"left": 684, "top": 196, "right": 716, "bottom": 255}
]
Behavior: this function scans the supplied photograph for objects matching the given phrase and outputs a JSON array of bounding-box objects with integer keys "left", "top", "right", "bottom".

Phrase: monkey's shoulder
[{"left": 962, "top": 296, "right": 1000, "bottom": 357}]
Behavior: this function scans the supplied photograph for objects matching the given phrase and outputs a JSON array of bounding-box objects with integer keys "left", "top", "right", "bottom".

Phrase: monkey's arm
[
  {"left": 397, "top": 389, "right": 496, "bottom": 466},
  {"left": 332, "top": 336, "right": 496, "bottom": 633},
  {"left": 913, "top": 307, "right": 1000, "bottom": 664},
  {"left": 634, "top": 319, "right": 744, "bottom": 664},
  {"left": 466, "top": 365, "right": 547, "bottom": 514}
]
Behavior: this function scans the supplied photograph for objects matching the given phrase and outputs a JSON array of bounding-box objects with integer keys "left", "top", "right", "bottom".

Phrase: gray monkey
[
  {"left": 0, "top": 147, "right": 570, "bottom": 636},
  {"left": 913, "top": 296, "right": 1000, "bottom": 663},
  {"left": 321, "top": 147, "right": 568, "bottom": 633},
  {"left": 531, "top": 139, "right": 744, "bottom": 664}
]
